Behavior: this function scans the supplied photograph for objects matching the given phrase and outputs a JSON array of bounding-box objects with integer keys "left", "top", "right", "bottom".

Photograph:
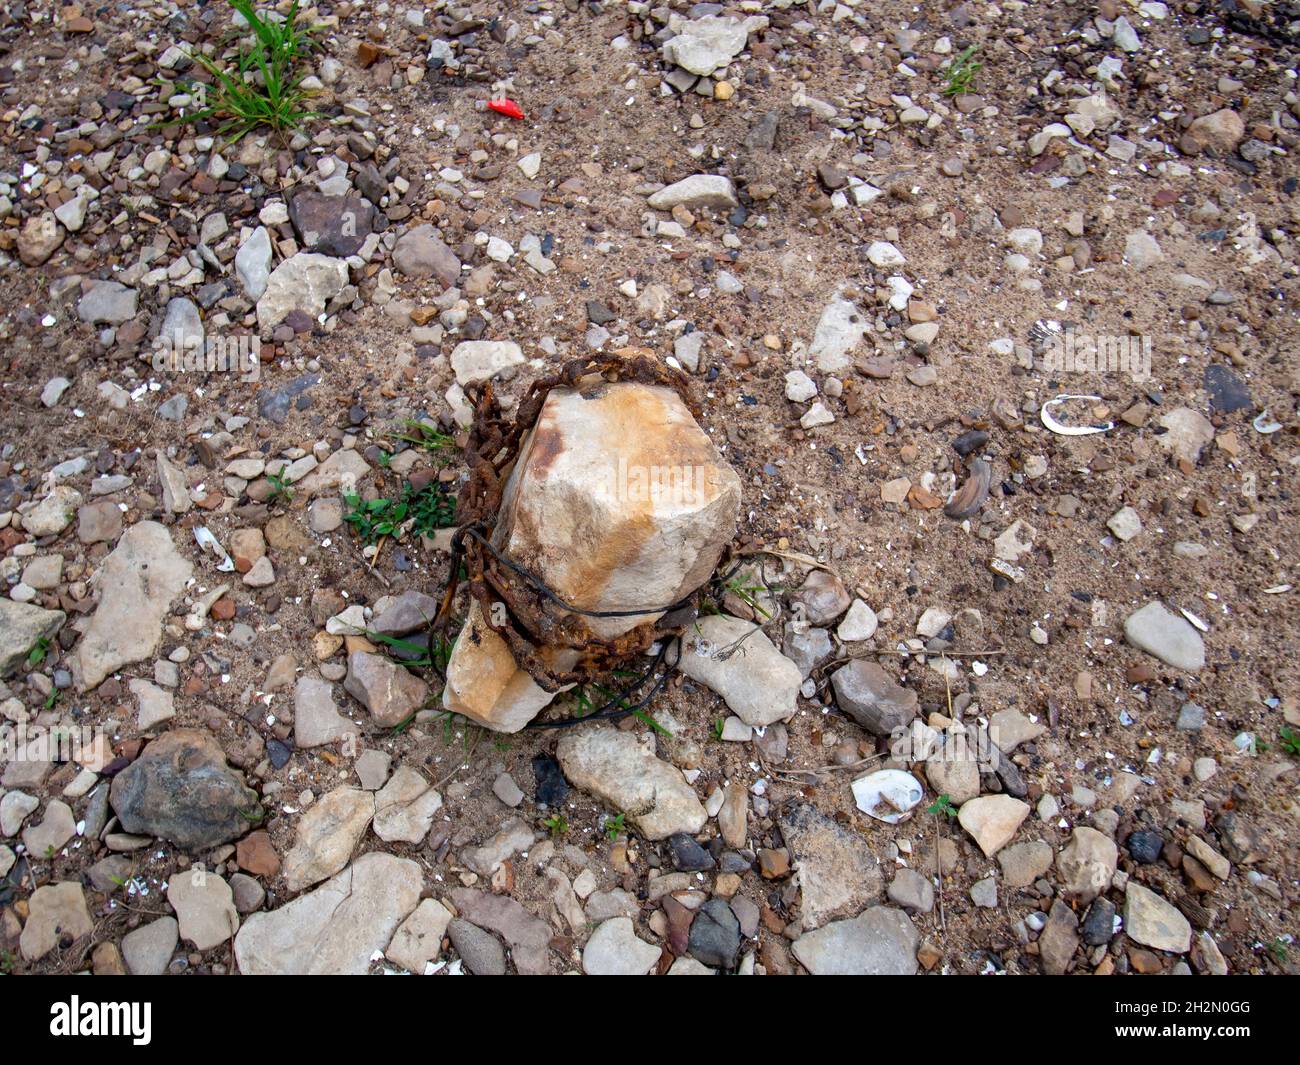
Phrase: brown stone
[
  {"left": 758, "top": 848, "right": 790, "bottom": 879},
  {"left": 236, "top": 830, "right": 281, "bottom": 877}
]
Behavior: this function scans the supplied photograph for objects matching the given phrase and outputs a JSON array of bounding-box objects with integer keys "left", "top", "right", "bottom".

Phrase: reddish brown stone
[
  {"left": 236, "top": 830, "right": 281, "bottom": 877},
  {"left": 758, "top": 848, "right": 790, "bottom": 879}
]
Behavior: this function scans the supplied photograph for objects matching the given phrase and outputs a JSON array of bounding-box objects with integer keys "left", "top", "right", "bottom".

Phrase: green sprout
[
  {"left": 266, "top": 469, "right": 294, "bottom": 504},
  {"left": 343, "top": 481, "right": 455, "bottom": 546},
  {"left": 942, "top": 45, "right": 981, "bottom": 97},
  {"left": 26, "top": 637, "right": 51, "bottom": 668},
  {"left": 1278, "top": 726, "right": 1300, "bottom": 757},
  {"left": 168, "top": 0, "right": 321, "bottom": 144},
  {"left": 927, "top": 794, "right": 959, "bottom": 818}
]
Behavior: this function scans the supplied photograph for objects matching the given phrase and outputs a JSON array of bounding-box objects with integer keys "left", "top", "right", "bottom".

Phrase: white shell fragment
[
  {"left": 1041, "top": 394, "right": 1114, "bottom": 436},
  {"left": 194, "top": 526, "right": 235, "bottom": 572},
  {"left": 850, "top": 769, "right": 923, "bottom": 824},
  {"left": 1252, "top": 410, "right": 1282, "bottom": 434}
]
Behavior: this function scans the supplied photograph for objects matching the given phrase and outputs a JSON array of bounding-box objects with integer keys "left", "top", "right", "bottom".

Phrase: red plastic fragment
[{"left": 487, "top": 97, "right": 525, "bottom": 120}]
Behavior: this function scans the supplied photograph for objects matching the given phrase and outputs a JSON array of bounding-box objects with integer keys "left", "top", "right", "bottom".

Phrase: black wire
[
  {"left": 525, "top": 637, "right": 682, "bottom": 730},
  {"left": 423, "top": 523, "right": 750, "bottom": 726}
]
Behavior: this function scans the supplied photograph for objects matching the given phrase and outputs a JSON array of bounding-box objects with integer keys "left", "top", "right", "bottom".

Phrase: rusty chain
[{"left": 427, "top": 353, "right": 709, "bottom": 713}]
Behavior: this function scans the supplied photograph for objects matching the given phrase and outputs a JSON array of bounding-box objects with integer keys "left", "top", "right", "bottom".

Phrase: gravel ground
[{"left": 0, "top": 0, "right": 1296, "bottom": 977}]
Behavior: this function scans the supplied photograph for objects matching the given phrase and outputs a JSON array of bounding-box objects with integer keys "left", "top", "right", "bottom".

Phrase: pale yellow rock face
[{"left": 444, "top": 381, "right": 741, "bottom": 732}]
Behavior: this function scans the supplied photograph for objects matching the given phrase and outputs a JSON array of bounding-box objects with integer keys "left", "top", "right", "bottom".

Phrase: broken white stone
[
  {"left": 809, "top": 295, "right": 867, "bottom": 374},
  {"left": 866, "top": 241, "right": 906, "bottom": 268},
  {"left": 676, "top": 614, "right": 801, "bottom": 727},
  {"left": 449, "top": 341, "right": 526, "bottom": 387},
  {"left": 556, "top": 726, "right": 706, "bottom": 840},
  {"left": 256, "top": 253, "right": 349, "bottom": 330},
  {"left": 661, "top": 14, "right": 768, "bottom": 76},
  {"left": 647, "top": 175, "right": 738, "bottom": 212}
]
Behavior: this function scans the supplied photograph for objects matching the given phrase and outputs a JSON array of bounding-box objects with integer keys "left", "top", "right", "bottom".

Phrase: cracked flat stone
[
  {"left": 582, "top": 916, "right": 661, "bottom": 974},
  {"left": 676, "top": 614, "right": 800, "bottom": 726},
  {"left": 556, "top": 726, "right": 706, "bottom": 841},
  {"left": 71, "top": 522, "right": 193, "bottom": 690},
  {"left": 234, "top": 852, "right": 423, "bottom": 975},
  {"left": 792, "top": 906, "right": 919, "bottom": 975}
]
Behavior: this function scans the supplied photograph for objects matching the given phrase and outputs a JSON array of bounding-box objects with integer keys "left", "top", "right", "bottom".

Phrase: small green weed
[
  {"left": 722, "top": 576, "right": 773, "bottom": 620},
  {"left": 543, "top": 813, "right": 569, "bottom": 838},
  {"left": 172, "top": 0, "right": 321, "bottom": 143},
  {"left": 343, "top": 482, "right": 456, "bottom": 546},
  {"left": 927, "top": 794, "right": 959, "bottom": 818},
  {"left": 266, "top": 469, "right": 294, "bottom": 504},
  {"left": 1279, "top": 726, "right": 1300, "bottom": 757},
  {"left": 26, "top": 637, "right": 50, "bottom": 669},
  {"left": 942, "top": 45, "right": 981, "bottom": 97},
  {"left": 387, "top": 419, "right": 455, "bottom": 456},
  {"left": 365, "top": 629, "right": 452, "bottom": 673}
]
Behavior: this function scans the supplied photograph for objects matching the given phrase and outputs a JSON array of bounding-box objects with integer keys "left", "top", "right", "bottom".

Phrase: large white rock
[
  {"left": 676, "top": 614, "right": 800, "bottom": 726},
  {"left": 556, "top": 726, "right": 706, "bottom": 840},
  {"left": 661, "top": 14, "right": 768, "bottom": 76},
  {"left": 256, "top": 252, "right": 349, "bottom": 330},
  {"left": 450, "top": 340, "right": 525, "bottom": 387},
  {"left": 1124, "top": 601, "right": 1205, "bottom": 672},
  {"left": 443, "top": 380, "right": 740, "bottom": 731},
  {"left": 234, "top": 853, "right": 423, "bottom": 975},
  {"left": 809, "top": 295, "right": 867, "bottom": 373},
  {"left": 647, "top": 175, "right": 738, "bottom": 212}
]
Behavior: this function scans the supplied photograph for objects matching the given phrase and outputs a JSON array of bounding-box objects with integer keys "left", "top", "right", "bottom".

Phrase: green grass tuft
[
  {"left": 172, "top": 0, "right": 321, "bottom": 143},
  {"left": 941, "top": 45, "right": 981, "bottom": 97}
]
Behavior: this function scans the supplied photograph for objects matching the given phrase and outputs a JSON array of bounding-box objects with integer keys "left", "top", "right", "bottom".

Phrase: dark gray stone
[
  {"left": 447, "top": 918, "right": 506, "bottom": 975},
  {"left": 830, "top": 660, "right": 918, "bottom": 735},
  {"left": 109, "top": 729, "right": 263, "bottom": 849},
  {"left": 688, "top": 898, "right": 741, "bottom": 970}
]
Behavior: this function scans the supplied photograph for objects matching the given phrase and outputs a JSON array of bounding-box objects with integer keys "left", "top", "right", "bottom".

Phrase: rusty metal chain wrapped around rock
[{"left": 430, "top": 352, "right": 704, "bottom": 696}]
